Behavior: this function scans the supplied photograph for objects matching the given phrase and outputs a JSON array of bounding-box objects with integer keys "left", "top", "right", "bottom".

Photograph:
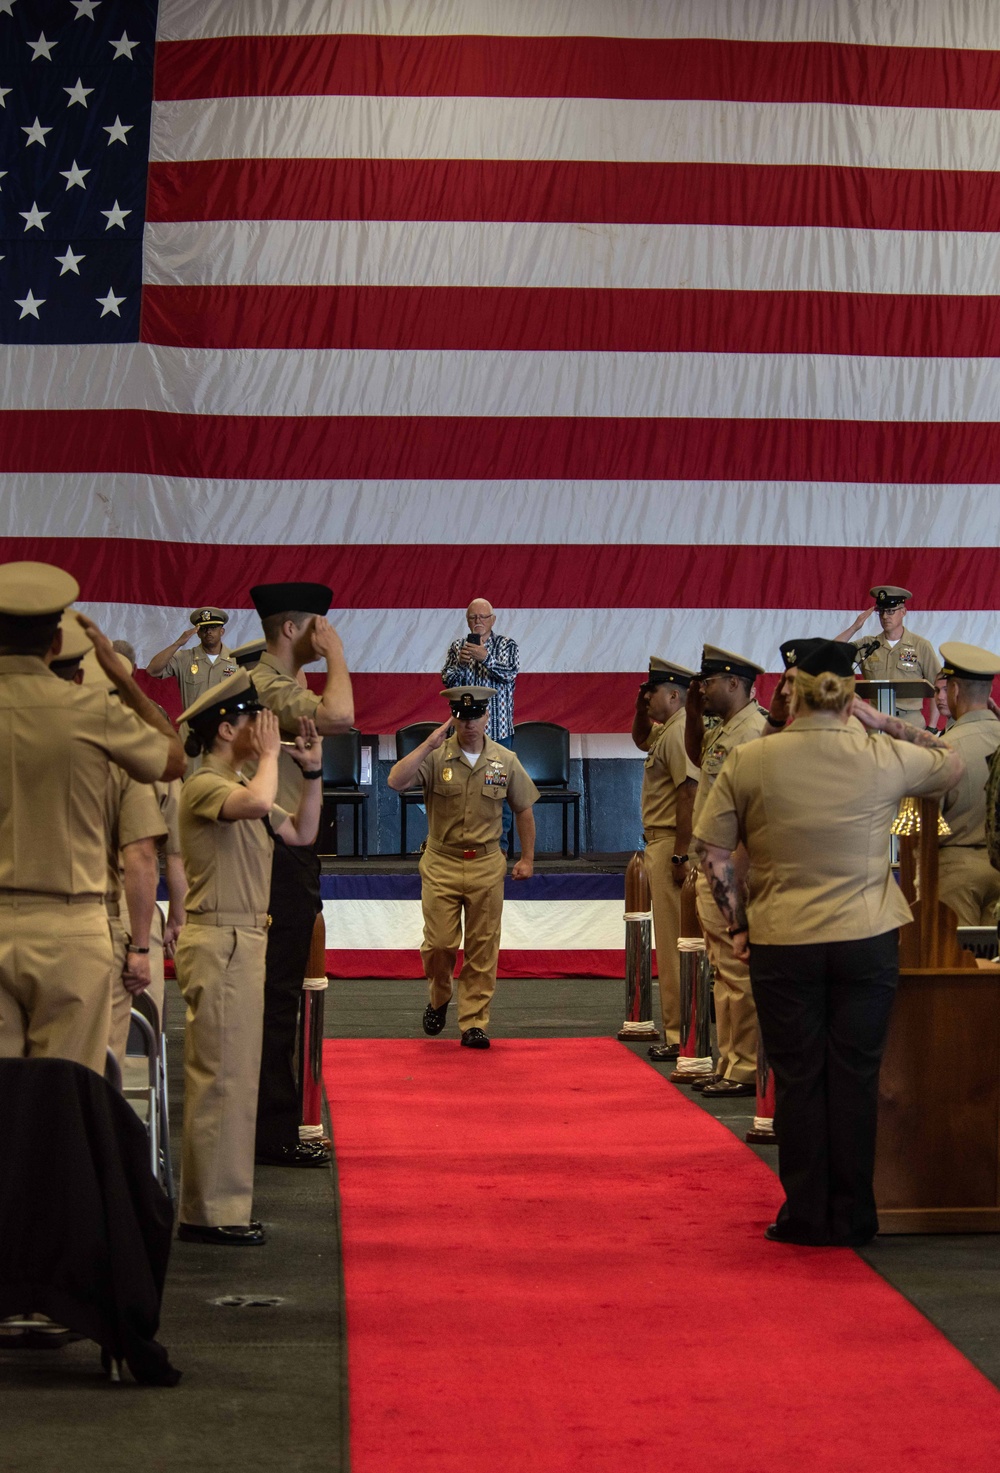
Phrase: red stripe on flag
[
  {"left": 153, "top": 34, "right": 1000, "bottom": 109},
  {"left": 323, "top": 949, "right": 629, "bottom": 979},
  {"left": 145, "top": 158, "right": 1000, "bottom": 233},
  {"left": 142, "top": 284, "right": 1000, "bottom": 357},
  {"left": 3, "top": 412, "right": 1000, "bottom": 484},
  {"left": 1, "top": 537, "right": 996, "bottom": 613}
]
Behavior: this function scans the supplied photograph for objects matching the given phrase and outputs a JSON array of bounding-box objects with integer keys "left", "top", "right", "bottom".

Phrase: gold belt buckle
[
  {"left": 265, "top": 914, "right": 272, "bottom": 929},
  {"left": 463, "top": 848, "right": 477, "bottom": 860}
]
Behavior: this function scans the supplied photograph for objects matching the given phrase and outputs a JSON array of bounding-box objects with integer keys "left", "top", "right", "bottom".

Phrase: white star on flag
[
  {"left": 55, "top": 246, "right": 86, "bottom": 276},
  {"left": 19, "top": 202, "right": 49, "bottom": 231},
  {"left": 27, "top": 32, "right": 56, "bottom": 61},
  {"left": 103, "top": 115, "right": 132, "bottom": 145},
  {"left": 0, "top": 170, "right": 7, "bottom": 191},
  {"left": 72, "top": 0, "right": 101, "bottom": 18},
  {"left": 64, "top": 78, "right": 94, "bottom": 108},
  {"left": 0, "top": 86, "right": 11, "bottom": 108},
  {"left": 0, "top": 0, "right": 17, "bottom": 18},
  {"left": 15, "top": 290, "right": 45, "bottom": 320},
  {"left": 101, "top": 200, "right": 131, "bottom": 230},
  {"left": 22, "top": 117, "right": 52, "bottom": 147},
  {"left": 96, "top": 288, "right": 126, "bottom": 318},
  {"left": 110, "top": 32, "right": 138, "bottom": 60},
  {"left": 59, "top": 160, "right": 90, "bottom": 190}
]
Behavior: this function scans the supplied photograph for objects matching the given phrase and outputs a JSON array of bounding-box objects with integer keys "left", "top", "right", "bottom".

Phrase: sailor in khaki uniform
[
  {"left": 0, "top": 563, "right": 183, "bottom": 1074},
  {"left": 147, "top": 607, "right": 238, "bottom": 711},
  {"left": 632, "top": 657, "right": 699, "bottom": 1058},
  {"left": 935, "top": 643, "right": 1000, "bottom": 925},
  {"left": 846, "top": 586, "right": 940, "bottom": 727},
  {"left": 388, "top": 687, "right": 539, "bottom": 1048},
  {"left": 174, "top": 673, "right": 323, "bottom": 1246},
  {"left": 695, "top": 640, "right": 962, "bottom": 1245},
  {"left": 686, "top": 645, "right": 766, "bottom": 1095}
]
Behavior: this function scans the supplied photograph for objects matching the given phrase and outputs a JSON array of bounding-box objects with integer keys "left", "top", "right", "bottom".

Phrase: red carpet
[{"left": 323, "top": 1038, "right": 1000, "bottom": 1472}]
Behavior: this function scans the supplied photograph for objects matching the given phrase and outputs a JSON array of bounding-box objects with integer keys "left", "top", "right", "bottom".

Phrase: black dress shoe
[
  {"left": 422, "top": 1000, "right": 449, "bottom": 1035},
  {"left": 647, "top": 1043, "right": 680, "bottom": 1061},
  {"left": 255, "top": 1141, "right": 331, "bottom": 1167},
  {"left": 178, "top": 1221, "right": 267, "bottom": 1246},
  {"left": 764, "top": 1223, "right": 831, "bottom": 1246},
  {"left": 460, "top": 1027, "right": 490, "bottom": 1049},
  {"left": 702, "top": 1078, "right": 756, "bottom": 1098}
]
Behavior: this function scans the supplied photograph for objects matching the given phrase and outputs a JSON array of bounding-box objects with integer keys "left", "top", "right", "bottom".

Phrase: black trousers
[
  {"left": 255, "top": 840, "right": 321, "bottom": 1153},
  {"left": 749, "top": 929, "right": 898, "bottom": 1243}
]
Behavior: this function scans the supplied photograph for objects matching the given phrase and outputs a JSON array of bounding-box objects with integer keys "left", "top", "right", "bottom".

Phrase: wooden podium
[{"left": 873, "top": 795, "right": 1000, "bottom": 1233}]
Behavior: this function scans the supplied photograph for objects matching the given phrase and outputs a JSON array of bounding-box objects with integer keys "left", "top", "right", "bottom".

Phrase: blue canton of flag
[{"left": 0, "top": 0, "right": 156, "bottom": 343}]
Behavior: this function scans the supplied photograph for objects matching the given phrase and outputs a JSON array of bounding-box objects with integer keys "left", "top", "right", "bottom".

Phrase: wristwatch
[
  {"left": 725, "top": 925, "right": 747, "bottom": 937},
  {"left": 671, "top": 854, "right": 688, "bottom": 866}
]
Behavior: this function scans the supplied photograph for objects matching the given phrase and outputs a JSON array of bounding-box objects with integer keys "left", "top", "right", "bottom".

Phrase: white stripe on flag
[
  {"left": 144, "top": 220, "right": 1000, "bottom": 298},
  {"left": 8, "top": 474, "right": 995, "bottom": 550},
  {"left": 6, "top": 345, "right": 1000, "bottom": 422}
]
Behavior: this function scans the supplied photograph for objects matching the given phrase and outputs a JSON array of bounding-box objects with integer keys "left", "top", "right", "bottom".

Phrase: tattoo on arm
[{"left": 702, "top": 851, "right": 747, "bottom": 932}]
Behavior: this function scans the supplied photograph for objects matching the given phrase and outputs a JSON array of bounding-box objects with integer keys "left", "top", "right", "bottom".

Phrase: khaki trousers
[
  {"left": 419, "top": 846, "right": 507, "bottom": 1031},
  {"left": 108, "top": 903, "right": 167, "bottom": 1066},
  {"left": 0, "top": 898, "right": 112, "bottom": 1075},
  {"left": 175, "top": 923, "right": 267, "bottom": 1228},
  {"left": 644, "top": 836, "right": 682, "bottom": 1045},
  {"left": 938, "top": 847, "right": 1000, "bottom": 926},
  {"left": 696, "top": 874, "right": 757, "bottom": 1083}
]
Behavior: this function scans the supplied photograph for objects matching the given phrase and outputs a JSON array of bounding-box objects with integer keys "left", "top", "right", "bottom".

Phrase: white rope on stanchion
[{"left": 673, "top": 936, "right": 714, "bottom": 1076}]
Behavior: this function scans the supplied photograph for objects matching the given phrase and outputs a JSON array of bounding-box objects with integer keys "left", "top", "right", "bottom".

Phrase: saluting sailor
[
  {"left": 388, "top": 687, "right": 539, "bottom": 1050},
  {"left": 147, "top": 607, "right": 237, "bottom": 711},
  {"left": 841, "top": 586, "right": 940, "bottom": 727}
]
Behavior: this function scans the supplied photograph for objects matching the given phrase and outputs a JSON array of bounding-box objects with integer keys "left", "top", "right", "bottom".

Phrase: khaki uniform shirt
[
  {"left": 692, "top": 701, "right": 766, "bottom": 829},
  {"left": 940, "top": 709, "right": 1000, "bottom": 848},
  {"left": 861, "top": 627, "right": 940, "bottom": 718},
  {"left": 179, "top": 755, "right": 289, "bottom": 917},
  {"left": 103, "top": 768, "right": 169, "bottom": 906},
  {"left": 418, "top": 737, "right": 539, "bottom": 848},
  {"left": 695, "top": 714, "right": 956, "bottom": 945},
  {"left": 151, "top": 644, "right": 237, "bottom": 711},
  {"left": 252, "top": 652, "right": 322, "bottom": 811},
  {"left": 0, "top": 657, "right": 170, "bottom": 897},
  {"left": 639, "top": 709, "right": 700, "bottom": 832},
  {"left": 156, "top": 779, "right": 182, "bottom": 857}
]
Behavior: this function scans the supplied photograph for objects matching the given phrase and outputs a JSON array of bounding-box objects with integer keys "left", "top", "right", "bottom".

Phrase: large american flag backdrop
[{"left": 2, "top": 0, "right": 999, "bottom": 735}]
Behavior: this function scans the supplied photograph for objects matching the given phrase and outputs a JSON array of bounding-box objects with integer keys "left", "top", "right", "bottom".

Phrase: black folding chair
[
  {"left": 510, "top": 721, "right": 581, "bottom": 858},
  {"left": 317, "top": 728, "right": 368, "bottom": 858},
  {"left": 395, "top": 722, "right": 437, "bottom": 854}
]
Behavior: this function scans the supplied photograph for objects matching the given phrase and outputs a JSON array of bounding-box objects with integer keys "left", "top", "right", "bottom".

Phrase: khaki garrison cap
[
  {"left": 180, "top": 670, "right": 260, "bottom": 729},
  {"left": 870, "top": 585, "right": 912, "bottom": 610},
  {"left": 230, "top": 637, "right": 267, "bottom": 668},
  {"left": 0, "top": 561, "right": 79, "bottom": 616},
  {"left": 938, "top": 643, "right": 1000, "bottom": 681},
  {"left": 442, "top": 685, "right": 497, "bottom": 717},
  {"left": 699, "top": 645, "right": 764, "bottom": 681},
  {"left": 190, "top": 606, "right": 228, "bottom": 628},
  {"left": 55, "top": 611, "right": 93, "bottom": 663},
  {"left": 648, "top": 656, "right": 697, "bottom": 688},
  {"left": 81, "top": 647, "right": 133, "bottom": 691}
]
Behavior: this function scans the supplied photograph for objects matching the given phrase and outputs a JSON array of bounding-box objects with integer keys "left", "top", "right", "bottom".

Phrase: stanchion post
[
  {"left": 617, "top": 852, "right": 659, "bottom": 1041},
  {"left": 298, "top": 910, "right": 329, "bottom": 1145},
  {"left": 670, "top": 868, "right": 715, "bottom": 1085},
  {"left": 745, "top": 1023, "right": 776, "bottom": 1143}
]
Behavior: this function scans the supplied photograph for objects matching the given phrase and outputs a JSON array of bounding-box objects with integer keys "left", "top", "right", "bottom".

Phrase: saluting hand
[
  {"left": 685, "top": 677, "right": 705, "bottom": 720},
  {"left": 768, "top": 670, "right": 794, "bottom": 728},
  {"left": 250, "top": 708, "right": 281, "bottom": 759},
  {"left": 310, "top": 617, "right": 344, "bottom": 663},
  {"left": 288, "top": 716, "right": 323, "bottom": 771},
  {"left": 76, "top": 613, "right": 129, "bottom": 684},
  {"left": 175, "top": 628, "right": 196, "bottom": 648},
  {"left": 426, "top": 719, "right": 453, "bottom": 751}
]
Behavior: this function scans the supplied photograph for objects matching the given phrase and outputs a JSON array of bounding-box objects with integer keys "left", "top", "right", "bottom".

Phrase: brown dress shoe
[
  {"left": 689, "top": 1073, "right": 720, "bottom": 1092},
  {"left": 702, "top": 1078, "right": 756, "bottom": 1097}
]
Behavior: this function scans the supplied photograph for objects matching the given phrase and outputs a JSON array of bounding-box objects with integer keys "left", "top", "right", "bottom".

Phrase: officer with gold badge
[
  {"left": 147, "top": 607, "right": 237, "bottom": 711},
  {"left": 935, "top": 643, "right": 1000, "bottom": 925},
  {"left": 844, "top": 586, "right": 940, "bottom": 727},
  {"left": 686, "top": 645, "right": 766, "bottom": 1096},
  {"left": 174, "top": 672, "right": 323, "bottom": 1246},
  {"left": 388, "top": 687, "right": 539, "bottom": 1049},
  {"left": 632, "top": 657, "right": 700, "bottom": 1060},
  {"left": 0, "top": 562, "right": 183, "bottom": 1074}
]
